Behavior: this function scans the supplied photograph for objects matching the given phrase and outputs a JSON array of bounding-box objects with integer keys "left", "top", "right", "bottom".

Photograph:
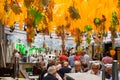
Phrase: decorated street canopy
[{"left": 1, "top": 0, "right": 120, "bottom": 46}]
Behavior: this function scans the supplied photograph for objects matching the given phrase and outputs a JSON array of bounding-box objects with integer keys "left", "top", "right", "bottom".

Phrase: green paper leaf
[
  {"left": 84, "top": 25, "right": 92, "bottom": 32},
  {"left": 69, "top": 6, "right": 80, "bottom": 20},
  {"left": 15, "top": 43, "right": 26, "bottom": 54},
  {"left": 77, "top": 47, "right": 82, "bottom": 52},
  {"left": 30, "top": 6, "right": 43, "bottom": 27},
  {"left": 94, "top": 18, "right": 101, "bottom": 24}
]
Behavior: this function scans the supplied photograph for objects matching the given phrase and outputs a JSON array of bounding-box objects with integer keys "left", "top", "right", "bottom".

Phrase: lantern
[{"left": 110, "top": 49, "right": 116, "bottom": 56}]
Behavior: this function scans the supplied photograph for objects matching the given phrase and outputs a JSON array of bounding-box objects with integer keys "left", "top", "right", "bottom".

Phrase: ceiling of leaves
[{"left": 1, "top": 0, "right": 120, "bottom": 40}]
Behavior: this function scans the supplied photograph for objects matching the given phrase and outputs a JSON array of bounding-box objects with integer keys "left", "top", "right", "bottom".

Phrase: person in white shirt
[
  {"left": 71, "top": 61, "right": 82, "bottom": 73},
  {"left": 87, "top": 62, "right": 102, "bottom": 77}
]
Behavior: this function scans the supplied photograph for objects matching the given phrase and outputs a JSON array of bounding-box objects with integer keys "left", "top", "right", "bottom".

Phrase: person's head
[
  {"left": 91, "top": 62, "right": 100, "bottom": 74},
  {"left": 81, "top": 49, "right": 86, "bottom": 56},
  {"left": 105, "top": 64, "right": 112, "bottom": 75},
  {"left": 63, "top": 61, "right": 69, "bottom": 67},
  {"left": 13, "top": 49, "right": 18, "bottom": 54},
  {"left": 81, "top": 62, "right": 88, "bottom": 71},
  {"left": 47, "top": 66, "right": 57, "bottom": 77},
  {"left": 106, "top": 66, "right": 112, "bottom": 75},
  {"left": 74, "top": 61, "right": 81, "bottom": 72},
  {"left": 47, "top": 63, "right": 54, "bottom": 69},
  {"left": 40, "top": 61, "right": 46, "bottom": 67}
]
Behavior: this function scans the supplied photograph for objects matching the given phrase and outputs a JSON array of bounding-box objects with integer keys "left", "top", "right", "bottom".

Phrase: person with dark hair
[
  {"left": 81, "top": 62, "right": 89, "bottom": 72},
  {"left": 40, "top": 63, "right": 54, "bottom": 80},
  {"left": 102, "top": 51, "right": 113, "bottom": 64},
  {"left": 21, "top": 50, "right": 28, "bottom": 62},
  {"left": 58, "top": 61, "right": 71, "bottom": 79}
]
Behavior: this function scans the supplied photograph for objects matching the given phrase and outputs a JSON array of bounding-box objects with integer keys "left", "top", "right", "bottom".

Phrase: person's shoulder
[
  {"left": 43, "top": 74, "right": 58, "bottom": 80},
  {"left": 71, "top": 68, "right": 75, "bottom": 73},
  {"left": 86, "top": 69, "right": 91, "bottom": 73},
  {"left": 84, "top": 54, "right": 90, "bottom": 57}
]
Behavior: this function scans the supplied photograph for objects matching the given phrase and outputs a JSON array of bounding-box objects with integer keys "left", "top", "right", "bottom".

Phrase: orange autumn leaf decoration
[{"left": 110, "top": 49, "right": 116, "bottom": 56}]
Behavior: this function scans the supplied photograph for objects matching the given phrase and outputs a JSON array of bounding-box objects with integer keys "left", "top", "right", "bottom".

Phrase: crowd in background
[{"left": 11, "top": 47, "right": 120, "bottom": 80}]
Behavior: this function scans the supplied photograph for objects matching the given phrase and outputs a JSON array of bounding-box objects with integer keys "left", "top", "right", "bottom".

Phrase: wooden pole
[{"left": 61, "top": 25, "right": 65, "bottom": 54}]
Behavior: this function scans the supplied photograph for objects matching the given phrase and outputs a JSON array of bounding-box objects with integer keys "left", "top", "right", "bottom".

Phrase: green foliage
[
  {"left": 110, "top": 12, "right": 119, "bottom": 38},
  {"left": 84, "top": 25, "right": 92, "bottom": 32},
  {"left": 110, "top": 12, "right": 119, "bottom": 27},
  {"left": 30, "top": 6, "right": 43, "bottom": 27},
  {"left": 38, "top": 48, "right": 42, "bottom": 53},
  {"left": 69, "top": 6, "right": 80, "bottom": 20},
  {"left": 16, "top": 43, "right": 26, "bottom": 54},
  {"left": 77, "top": 46, "right": 82, "bottom": 52},
  {"left": 94, "top": 18, "right": 101, "bottom": 26},
  {"left": 86, "top": 35, "right": 91, "bottom": 44}
]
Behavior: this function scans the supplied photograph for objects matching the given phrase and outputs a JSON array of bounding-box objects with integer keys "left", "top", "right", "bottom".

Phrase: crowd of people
[
  {"left": 30, "top": 48, "right": 120, "bottom": 80},
  {"left": 11, "top": 47, "right": 120, "bottom": 80}
]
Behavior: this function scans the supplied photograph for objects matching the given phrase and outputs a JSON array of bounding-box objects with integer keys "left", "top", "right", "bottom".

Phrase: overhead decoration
[
  {"left": 41, "top": 0, "right": 50, "bottom": 6},
  {"left": 24, "top": 0, "right": 34, "bottom": 8},
  {"left": 15, "top": 43, "right": 26, "bottom": 54},
  {"left": 77, "top": 46, "right": 82, "bottom": 52},
  {"left": 110, "top": 12, "right": 119, "bottom": 46},
  {"left": 68, "top": 6, "right": 80, "bottom": 20},
  {"left": 100, "top": 15, "right": 106, "bottom": 22},
  {"left": 0, "top": 0, "right": 120, "bottom": 49},
  {"left": 30, "top": 6, "right": 43, "bottom": 27},
  {"left": 4, "top": 0, "right": 10, "bottom": 12},
  {"left": 74, "top": 28, "right": 82, "bottom": 48},
  {"left": 110, "top": 49, "right": 116, "bottom": 57},
  {"left": 55, "top": 26, "right": 62, "bottom": 37},
  {"left": 84, "top": 25, "right": 92, "bottom": 32},
  {"left": 100, "top": 15, "right": 106, "bottom": 37},
  {"left": 94, "top": 18, "right": 101, "bottom": 27},
  {"left": 110, "top": 12, "right": 119, "bottom": 28},
  {"left": 10, "top": 0, "right": 22, "bottom": 14},
  {"left": 28, "top": 46, "right": 37, "bottom": 55},
  {"left": 84, "top": 25, "right": 92, "bottom": 44},
  {"left": 110, "top": 12, "right": 119, "bottom": 36}
]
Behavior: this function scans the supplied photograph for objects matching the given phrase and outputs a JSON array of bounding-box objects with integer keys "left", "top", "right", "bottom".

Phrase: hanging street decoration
[{"left": 0, "top": 0, "right": 120, "bottom": 51}]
